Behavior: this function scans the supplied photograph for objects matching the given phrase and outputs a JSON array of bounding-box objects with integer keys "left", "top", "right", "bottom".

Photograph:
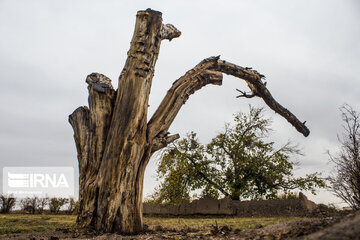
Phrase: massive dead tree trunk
[{"left": 69, "top": 9, "right": 310, "bottom": 234}]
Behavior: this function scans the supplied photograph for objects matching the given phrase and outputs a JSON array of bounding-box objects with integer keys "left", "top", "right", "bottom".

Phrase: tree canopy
[{"left": 153, "top": 106, "right": 324, "bottom": 204}]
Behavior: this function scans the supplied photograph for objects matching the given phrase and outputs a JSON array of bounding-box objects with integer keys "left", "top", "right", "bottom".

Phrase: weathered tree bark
[{"left": 69, "top": 9, "right": 310, "bottom": 234}]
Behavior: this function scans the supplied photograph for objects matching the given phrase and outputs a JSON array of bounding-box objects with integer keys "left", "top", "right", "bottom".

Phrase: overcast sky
[{"left": 0, "top": 0, "right": 359, "bottom": 207}]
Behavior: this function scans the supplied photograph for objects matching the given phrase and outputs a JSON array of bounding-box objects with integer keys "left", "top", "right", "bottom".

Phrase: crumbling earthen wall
[{"left": 143, "top": 193, "right": 317, "bottom": 217}]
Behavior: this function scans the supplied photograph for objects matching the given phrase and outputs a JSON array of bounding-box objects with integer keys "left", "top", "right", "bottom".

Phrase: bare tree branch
[
  {"left": 236, "top": 89, "right": 256, "bottom": 98},
  {"left": 148, "top": 56, "right": 310, "bottom": 145},
  {"left": 213, "top": 60, "right": 310, "bottom": 137}
]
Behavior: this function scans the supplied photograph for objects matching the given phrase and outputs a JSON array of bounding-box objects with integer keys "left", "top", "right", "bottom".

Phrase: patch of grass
[
  {"left": 0, "top": 214, "right": 76, "bottom": 236},
  {"left": 0, "top": 214, "right": 309, "bottom": 236}
]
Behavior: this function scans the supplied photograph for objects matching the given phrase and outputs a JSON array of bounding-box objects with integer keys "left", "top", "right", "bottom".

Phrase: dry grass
[
  {"left": 0, "top": 214, "right": 76, "bottom": 236},
  {"left": 144, "top": 216, "right": 309, "bottom": 231},
  {"left": 0, "top": 214, "right": 308, "bottom": 236}
]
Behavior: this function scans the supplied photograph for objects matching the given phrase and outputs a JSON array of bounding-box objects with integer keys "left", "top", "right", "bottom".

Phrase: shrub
[
  {"left": 0, "top": 194, "right": 16, "bottom": 213},
  {"left": 49, "top": 197, "right": 68, "bottom": 214},
  {"left": 37, "top": 197, "right": 49, "bottom": 214}
]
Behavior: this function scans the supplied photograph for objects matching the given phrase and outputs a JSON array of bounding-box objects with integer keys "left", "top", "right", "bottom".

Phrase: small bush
[
  {"left": 0, "top": 194, "right": 16, "bottom": 213},
  {"left": 37, "top": 197, "right": 49, "bottom": 214},
  {"left": 20, "top": 197, "right": 37, "bottom": 214},
  {"left": 49, "top": 197, "right": 68, "bottom": 214},
  {"left": 20, "top": 196, "right": 48, "bottom": 214}
]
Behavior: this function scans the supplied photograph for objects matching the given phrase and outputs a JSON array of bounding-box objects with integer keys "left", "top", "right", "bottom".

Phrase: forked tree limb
[
  {"left": 213, "top": 60, "right": 310, "bottom": 137},
  {"left": 236, "top": 89, "right": 256, "bottom": 98},
  {"left": 148, "top": 56, "right": 309, "bottom": 146}
]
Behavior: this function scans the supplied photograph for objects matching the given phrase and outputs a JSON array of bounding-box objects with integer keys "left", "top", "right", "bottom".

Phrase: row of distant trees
[
  {"left": 150, "top": 104, "right": 360, "bottom": 210},
  {"left": 0, "top": 195, "right": 78, "bottom": 214}
]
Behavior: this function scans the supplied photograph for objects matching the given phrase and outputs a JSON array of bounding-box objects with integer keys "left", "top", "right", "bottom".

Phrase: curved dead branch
[
  {"left": 148, "top": 57, "right": 309, "bottom": 146},
  {"left": 213, "top": 60, "right": 310, "bottom": 137},
  {"left": 147, "top": 58, "right": 223, "bottom": 141}
]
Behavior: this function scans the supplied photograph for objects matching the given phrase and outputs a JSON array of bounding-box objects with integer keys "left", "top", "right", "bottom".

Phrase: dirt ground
[{"left": 2, "top": 211, "right": 359, "bottom": 240}]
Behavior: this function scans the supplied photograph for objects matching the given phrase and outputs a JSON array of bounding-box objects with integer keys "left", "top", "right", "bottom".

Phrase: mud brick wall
[{"left": 143, "top": 193, "right": 317, "bottom": 217}]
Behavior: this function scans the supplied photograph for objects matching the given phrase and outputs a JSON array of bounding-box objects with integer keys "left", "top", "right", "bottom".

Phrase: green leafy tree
[{"left": 154, "top": 106, "right": 325, "bottom": 203}]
